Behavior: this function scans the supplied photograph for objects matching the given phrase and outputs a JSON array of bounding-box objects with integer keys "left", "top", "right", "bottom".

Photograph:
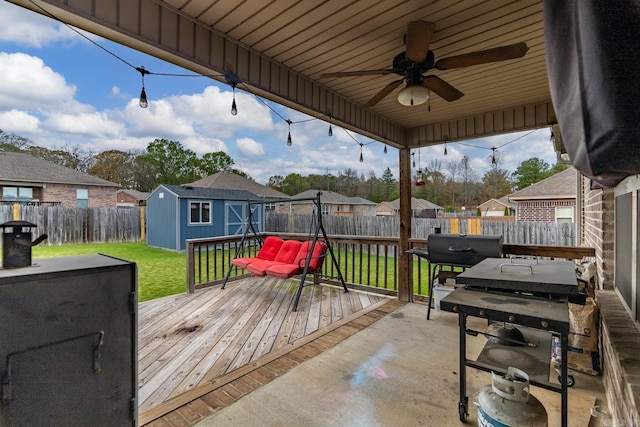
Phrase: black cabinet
[{"left": 0, "top": 255, "right": 137, "bottom": 426}]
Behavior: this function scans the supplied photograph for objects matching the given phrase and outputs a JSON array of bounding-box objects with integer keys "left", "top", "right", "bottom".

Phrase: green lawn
[{"left": 33, "top": 243, "right": 186, "bottom": 302}]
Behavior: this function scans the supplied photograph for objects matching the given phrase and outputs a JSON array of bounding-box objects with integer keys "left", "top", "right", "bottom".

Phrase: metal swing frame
[{"left": 221, "top": 192, "right": 348, "bottom": 311}]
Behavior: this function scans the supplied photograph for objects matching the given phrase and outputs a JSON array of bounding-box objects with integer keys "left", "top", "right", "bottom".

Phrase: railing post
[{"left": 186, "top": 241, "right": 195, "bottom": 294}]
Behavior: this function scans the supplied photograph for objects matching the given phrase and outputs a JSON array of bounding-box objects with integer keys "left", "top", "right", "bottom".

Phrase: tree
[
  {"left": 479, "top": 169, "right": 513, "bottom": 200},
  {"left": 87, "top": 150, "right": 136, "bottom": 187},
  {"left": 267, "top": 175, "right": 285, "bottom": 192},
  {"left": 27, "top": 145, "right": 94, "bottom": 172},
  {"left": 281, "top": 173, "right": 309, "bottom": 195},
  {"left": 380, "top": 167, "right": 398, "bottom": 201},
  {"left": 459, "top": 156, "right": 478, "bottom": 208},
  {"left": 142, "top": 139, "right": 200, "bottom": 185},
  {"left": 512, "top": 157, "right": 550, "bottom": 189},
  {"left": 0, "top": 130, "right": 32, "bottom": 151},
  {"left": 198, "top": 151, "right": 234, "bottom": 177}
]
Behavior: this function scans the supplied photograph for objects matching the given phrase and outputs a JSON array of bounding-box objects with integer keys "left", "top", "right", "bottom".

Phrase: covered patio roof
[{"left": 9, "top": 0, "right": 553, "bottom": 150}]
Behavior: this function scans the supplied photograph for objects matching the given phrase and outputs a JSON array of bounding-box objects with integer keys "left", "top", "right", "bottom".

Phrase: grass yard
[{"left": 32, "top": 243, "right": 185, "bottom": 302}]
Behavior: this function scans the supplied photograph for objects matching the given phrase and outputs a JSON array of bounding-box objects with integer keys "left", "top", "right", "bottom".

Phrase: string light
[
  {"left": 359, "top": 144, "right": 364, "bottom": 163},
  {"left": 286, "top": 119, "right": 293, "bottom": 146},
  {"left": 230, "top": 85, "right": 238, "bottom": 116},
  {"left": 384, "top": 145, "right": 387, "bottom": 154},
  {"left": 491, "top": 147, "right": 497, "bottom": 165},
  {"left": 136, "top": 66, "right": 150, "bottom": 108},
  {"left": 444, "top": 143, "right": 448, "bottom": 156},
  {"left": 328, "top": 115, "right": 333, "bottom": 136}
]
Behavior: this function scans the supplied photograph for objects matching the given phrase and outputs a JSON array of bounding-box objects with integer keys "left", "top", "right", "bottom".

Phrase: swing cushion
[
  {"left": 246, "top": 239, "right": 302, "bottom": 276},
  {"left": 232, "top": 236, "right": 284, "bottom": 269},
  {"left": 265, "top": 241, "right": 328, "bottom": 279}
]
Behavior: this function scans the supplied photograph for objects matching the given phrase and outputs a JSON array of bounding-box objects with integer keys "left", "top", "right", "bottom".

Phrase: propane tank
[{"left": 476, "top": 367, "right": 547, "bottom": 426}]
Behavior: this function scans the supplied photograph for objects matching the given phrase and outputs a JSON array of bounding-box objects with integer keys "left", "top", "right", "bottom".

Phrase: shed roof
[
  {"left": 0, "top": 151, "right": 118, "bottom": 187},
  {"left": 190, "top": 172, "right": 289, "bottom": 199},
  {"left": 508, "top": 167, "right": 577, "bottom": 201},
  {"left": 382, "top": 197, "right": 442, "bottom": 210},
  {"left": 160, "top": 184, "right": 261, "bottom": 201}
]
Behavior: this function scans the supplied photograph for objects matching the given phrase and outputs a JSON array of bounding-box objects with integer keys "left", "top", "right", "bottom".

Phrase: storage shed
[{"left": 147, "top": 184, "right": 263, "bottom": 251}]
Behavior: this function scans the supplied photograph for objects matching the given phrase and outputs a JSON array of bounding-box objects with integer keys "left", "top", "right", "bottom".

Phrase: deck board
[{"left": 138, "top": 277, "right": 395, "bottom": 423}]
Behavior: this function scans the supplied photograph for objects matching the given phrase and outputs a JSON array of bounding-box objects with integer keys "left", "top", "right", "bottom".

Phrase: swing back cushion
[
  {"left": 246, "top": 239, "right": 302, "bottom": 277},
  {"left": 232, "top": 236, "right": 284, "bottom": 269},
  {"left": 265, "top": 241, "right": 328, "bottom": 279}
]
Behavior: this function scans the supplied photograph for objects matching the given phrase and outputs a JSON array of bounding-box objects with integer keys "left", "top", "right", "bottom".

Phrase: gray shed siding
[{"left": 147, "top": 187, "right": 179, "bottom": 250}]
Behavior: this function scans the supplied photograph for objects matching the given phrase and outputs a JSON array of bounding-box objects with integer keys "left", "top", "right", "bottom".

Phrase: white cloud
[
  {"left": 0, "top": 109, "right": 40, "bottom": 134},
  {"left": 236, "top": 137, "right": 264, "bottom": 156},
  {"left": 0, "top": 52, "right": 76, "bottom": 110},
  {"left": 182, "top": 136, "right": 227, "bottom": 155},
  {"left": 43, "top": 111, "right": 126, "bottom": 137},
  {"left": 0, "top": 2, "right": 79, "bottom": 48}
]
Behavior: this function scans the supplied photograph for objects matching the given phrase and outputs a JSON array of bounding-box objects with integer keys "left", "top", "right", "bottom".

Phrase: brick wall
[
  {"left": 580, "top": 176, "right": 615, "bottom": 289},
  {"left": 516, "top": 199, "right": 575, "bottom": 222},
  {"left": 117, "top": 192, "right": 142, "bottom": 206},
  {"left": 597, "top": 291, "right": 640, "bottom": 425},
  {"left": 43, "top": 184, "right": 117, "bottom": 208}
]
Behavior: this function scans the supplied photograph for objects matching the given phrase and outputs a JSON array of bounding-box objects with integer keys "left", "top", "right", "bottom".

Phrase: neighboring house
[
  {"left": 289, "top": 190, "right": 377, "bottom": 217},
  {"left": 190, "top": 172, "right": 290, "bottom": 214},
  {"left": 117, "top": 189, "right": 149, "bottom": 207},
  {"left": 0, "top": 150, "right": 119, "bottom": 207},
  {"left": 508, "top": 168, "right": 577, "bottom": 222},
  {"left": 377, "top": 197, "right": 443, "bottom": 218},
  {"left": 146, "top": 184, "right": 263, "bottom": 251},
  {"left": 477, "top": 196, "right": 516, "bottom": 217}
]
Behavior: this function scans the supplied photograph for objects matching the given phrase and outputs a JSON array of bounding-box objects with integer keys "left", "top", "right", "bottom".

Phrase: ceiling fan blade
[
  {"left": 422, "top": 76, "right": 464, "bottom": 102},
  {"left": 364, "top": 79, "right": 404, "bottom": 107},
  {"left": 319, "top": 69, "right": 393, "bottom": 78},
  {"left": 406, "top": 21, "right": 435, "bottom": 63},
  {"left": 435, "top": 42, "right": 529, "bottom": 70}
]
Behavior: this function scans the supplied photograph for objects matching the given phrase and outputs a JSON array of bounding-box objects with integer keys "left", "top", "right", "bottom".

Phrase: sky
[{"left": 0, "top": 1, "right": 559, "bottom": 186}]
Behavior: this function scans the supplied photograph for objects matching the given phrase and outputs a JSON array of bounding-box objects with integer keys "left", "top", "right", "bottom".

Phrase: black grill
[{"left": 426, "top": 234, "right": 503, "bottom": 267}]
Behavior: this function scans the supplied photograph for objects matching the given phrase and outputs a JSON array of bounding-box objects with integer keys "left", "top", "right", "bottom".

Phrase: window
[
  {"left": 265, "top": 202, "right": 275, "bottom": 211},
  {"left": 190, "top": 201, "right": 211, "bottom": 224},
  {"left": 76, "top": 189, "right": 88, "bottom": 208},
  {"left": 2, "top": 187, "right": 33, "bottom": 201},
  {"left": 321, "top": 204, "right": 329, "bottom": 216},
  {"left": 555, "top": 206, "right": 573, "bottom": 223}
]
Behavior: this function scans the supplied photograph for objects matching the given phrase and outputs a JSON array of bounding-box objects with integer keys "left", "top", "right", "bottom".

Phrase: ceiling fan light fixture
[{"left": 397, "top": 84, "right": 429, "bottom": 106}]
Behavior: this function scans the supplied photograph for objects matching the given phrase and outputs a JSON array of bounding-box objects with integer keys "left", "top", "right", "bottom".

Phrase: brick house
[
  {"left": 377, "top": 197, "right": 443, "bottom": 218},
  {"left": 117, "top": 189, "right": 150, "bottom": 207},
  {"left": 477, "top": 196, "right": 516, "bottom": 217},
  {"left": 508, "top": 167, "right": 577, "bottom": 222},
  {"left": 290, "top": 190, "right": 377, "bottom": 217},
  {"left": 0, "top": 151, "right": 118, "bottom": 207}
]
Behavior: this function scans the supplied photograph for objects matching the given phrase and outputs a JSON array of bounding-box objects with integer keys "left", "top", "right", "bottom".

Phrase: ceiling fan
[{"left": 319, "top": 21, "right": 529, "bottom": 107}]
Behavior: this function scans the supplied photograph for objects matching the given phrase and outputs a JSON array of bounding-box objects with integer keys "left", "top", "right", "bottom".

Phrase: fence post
[
  {"left": 140, "top": 207, "right": 146, "bottom": 242},
  {"left": 186, "top": 241, "right": 195, "bottom": 293}
]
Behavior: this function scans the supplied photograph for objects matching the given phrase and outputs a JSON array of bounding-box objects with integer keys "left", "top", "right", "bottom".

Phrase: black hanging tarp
[{"left": 544, "top": 0, "right": 640, "bottom": 188}]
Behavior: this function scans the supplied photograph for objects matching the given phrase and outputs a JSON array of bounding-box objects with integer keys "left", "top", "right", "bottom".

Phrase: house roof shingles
[
  {"left": 509, "top": 167, "right": 577, "bottom": 201},
  {"left": 0, "top": 151, "right": 118, "bottom": 187},
  {"left": 161, "top": 184, "right": 261, "bottom": 201},
  {"left": 190, "top": 172, "right": 289, "bottom": 199},
  {"left": 291, "top": 190, "right": 376, "bottom": 205},
  {"left": 117, "top": 189, "right": 149, "bottom": 200}
]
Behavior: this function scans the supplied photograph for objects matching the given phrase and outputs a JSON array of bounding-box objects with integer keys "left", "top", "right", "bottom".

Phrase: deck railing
[{"left": 186, "top": 233, "right": 595, "bottom": 297}]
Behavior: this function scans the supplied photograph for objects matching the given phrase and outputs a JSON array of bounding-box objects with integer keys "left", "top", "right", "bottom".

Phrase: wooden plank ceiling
[{"left": 9, "top": 0, "right": 553, "bottom": 149}]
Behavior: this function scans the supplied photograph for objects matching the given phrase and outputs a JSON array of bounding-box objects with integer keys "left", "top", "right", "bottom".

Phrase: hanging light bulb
[
  {"left": 328, "top": 123, "right": 333, "bottom": 136},
  {"left": 359, "top": 144, "right": 364, "bottom": 162},
  {"left": 491, "top": 147, "right": 497, "bottom": 165},
  {"left": 230, "top": 85, "right": 238, "bottom": 116},
  {"left": 444, "top": 144, "right": 448, "bottom": 156},
  {"left": 383, "top": 145, "right": 387, "bottom": 154},
  {"left": 136, "top": 66, "right": 150, "bottom": 109},
  {"left": 412, "top": 152, "right": 416, "bottom": 168},
  {"left": 286, "top": 119, "right": 293, "bottom": 146}
]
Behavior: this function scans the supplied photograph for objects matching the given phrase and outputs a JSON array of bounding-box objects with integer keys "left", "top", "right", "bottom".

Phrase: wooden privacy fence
[
  {"left": 266, "top": 213, "right": 577, "bottom": 246},
  {"left": 0, "top": 204, "right": 144, "bottom": 244}
]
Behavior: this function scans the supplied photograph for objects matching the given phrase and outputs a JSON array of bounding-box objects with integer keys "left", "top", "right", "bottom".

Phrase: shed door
[{"left": 225, "top": 202, "right": 263, "bottom": 236}]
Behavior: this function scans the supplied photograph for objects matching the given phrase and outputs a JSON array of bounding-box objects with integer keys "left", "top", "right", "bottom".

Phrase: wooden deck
[{"left": 138, "top": 276, "right": 395, "bottom": 424}]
